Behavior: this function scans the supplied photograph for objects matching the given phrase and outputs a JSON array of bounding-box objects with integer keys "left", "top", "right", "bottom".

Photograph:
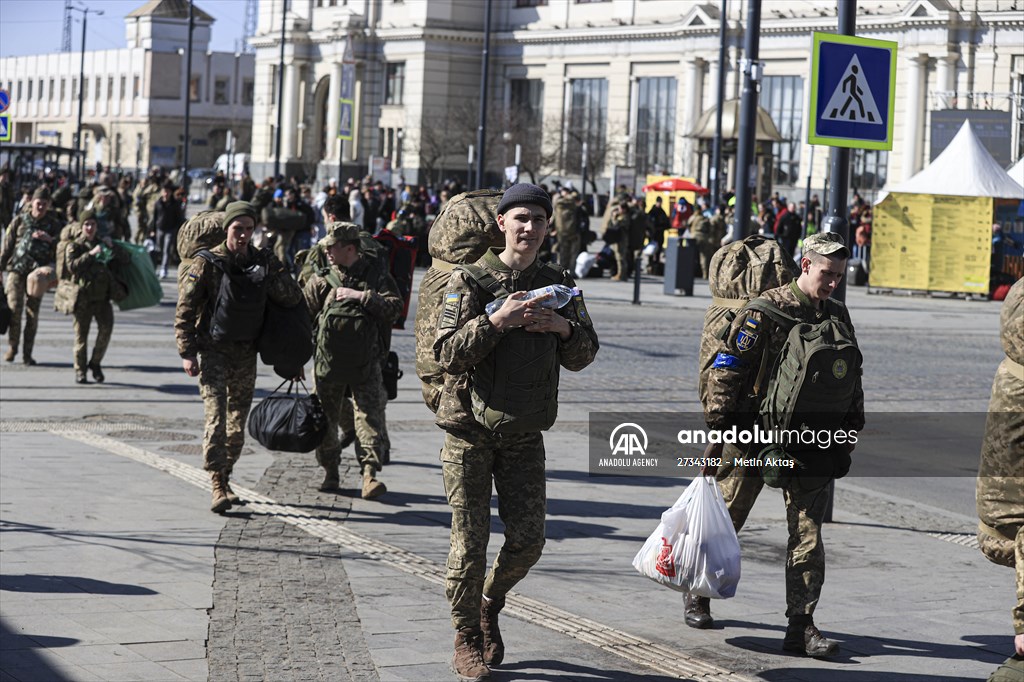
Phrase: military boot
[
  {"left": 4, "top": 347, "right": 15, "bottom": 363},
  {"left": 222, "top": 471, "right": 242, "bottom": 506},
  {"left": 88, "top": 362, "right": 105, "bottom": 383},
  {"left": 450, "top": 628, "right": 490, "bottom": 682},
  {"left": 782, "top": 615, "right": 839, "bottom": 658},
  {"left": 361, "top": 465, "right": 386, "bottom": 500},
  {"left": 75, "top": 370, "right": 89, "bottom": 384},
  {"left": 22, "top": 341, "right": 35, "bottom": 366},
  {"left": 683, "top": 593, "right": 714, "bottom": 629},
  {"left": 319, "top": 464, "right": 340, "bottom": 492},
  {"left": 209, "top": 471, "right": 231, "bottom": 514},
  {"left": 480, "top": 595, "right": 505, "bottom": 666}
]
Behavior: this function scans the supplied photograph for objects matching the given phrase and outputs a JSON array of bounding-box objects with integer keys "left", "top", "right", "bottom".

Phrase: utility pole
[
  {"left": 274, "top": 0, "right": 288, "bottom": 179},
  {"left": 710, "top": 0, "right": 728, "bottom": 209},
  {"left": 182, "top": 0, "right": 195, "bottom": 193},
  {"left": 475, "top": 0, "right": 493, "bottom": 189},
  {"left": 580, "top": 141, "right": 588, "bottom": 212},
  {"left": 71, "top": 4, "right": 104, "bottom": 182},
  {"left": 732, "top": 0, "right": 762, "bottom": 241}
]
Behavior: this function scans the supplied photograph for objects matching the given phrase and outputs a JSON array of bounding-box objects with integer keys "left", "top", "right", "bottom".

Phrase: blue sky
[{"left": 0, "top": 0, "right": 250, "bottom": 58}]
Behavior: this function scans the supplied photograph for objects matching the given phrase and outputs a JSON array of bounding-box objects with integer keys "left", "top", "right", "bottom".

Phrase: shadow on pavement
[
  {"left": 757, "top": 670, "right": 990, "bottom": 681},
  {"left": 546, "top": 468, "right": 682, "bottom": 488},
  {"left": 0, "top": 618, "right": 77, "bottom": 681},
  {"left": 498, "top": 658, "right": 680, "bottom": 681},
  {"left": 0, "top": 574, "right": 157, "bottom": 596}
]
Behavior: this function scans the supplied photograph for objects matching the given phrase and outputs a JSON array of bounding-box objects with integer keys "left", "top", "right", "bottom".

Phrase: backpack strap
[
  {"left": 322, "top": 268, "right": 344, "bottom": 290},
  {"left": 458, "top": 263, "right": 513, "bottom": 302},
  {"left": 196, "top": 249, "right": 225, "bottom": 272},
  {"left": 744, "top": 298, "right": 799, "bottom": 328},
  {"left": 537, "top": 262, "right": 566, "bottom": 286}
]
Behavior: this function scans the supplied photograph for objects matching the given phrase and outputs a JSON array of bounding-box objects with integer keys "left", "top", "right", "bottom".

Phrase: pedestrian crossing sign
[
  {"left": 0, "top": 115, "right": 10, "bottom": 143},
  {"left": 808, "top": 32, "right": 897, "bottom": 150}
]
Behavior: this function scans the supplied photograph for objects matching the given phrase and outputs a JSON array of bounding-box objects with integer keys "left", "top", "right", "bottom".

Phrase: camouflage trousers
[
  {"left": 441, "top": 425, "right": 546, "bottom": 631},
  {"left": 73, "top": 300, "right": 113, "bottom": 373},
  {"left": 611, "top": 237, "right": 633, "bottom": 279},
  {"left": 198, "top": 346, "right": 258, "bottom": 473},
  {"left": 316, "top": 361, "right": 386, "bottom": 473},
  {"left": 339, "top": 370, "right": 391, "bottom": 464},
  {"left": 697, "top": 240, "right": 717, "bottom": 279},
  {"left": 5, "top": 272, "right": 42, "bottom": 357},
  {"left": 273, "top": 230, "right": 295, "bottom": 272},
  {"left": 556, "top": 233, "right": 581, "bottom": 272},
  {"left": 717, "top": 445, "right": 828, "bottom": 618}
]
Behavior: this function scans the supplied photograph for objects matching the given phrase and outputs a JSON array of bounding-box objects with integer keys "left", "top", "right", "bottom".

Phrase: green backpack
[
  {"left": 314, "top": 269, "right": 376, "bottom": 386},
  {"left": 459, "top": 262, "right": 564, "bottom": 434},
  {"left": 746, "top": 298, "right": 862, "bottom": 490}
]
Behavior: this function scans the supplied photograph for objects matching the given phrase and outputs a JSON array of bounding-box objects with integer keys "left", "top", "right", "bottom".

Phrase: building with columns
[
  {"left": 249, "top": 0, "right": 1023, "bottom": 200},
  {"left": 0, "top": 0, "right": 255, "bottom": 177}
]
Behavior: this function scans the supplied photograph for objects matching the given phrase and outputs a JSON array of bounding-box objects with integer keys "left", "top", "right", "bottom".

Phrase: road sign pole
[
  {"left": 733, "top": 0, "right": 762, "bottom": 241},
  {"left": 710, "top": 0, "right": 727, "bottom": 209},
  {"left": 821, "top": 0, "right": 857, "bottom": 524}
]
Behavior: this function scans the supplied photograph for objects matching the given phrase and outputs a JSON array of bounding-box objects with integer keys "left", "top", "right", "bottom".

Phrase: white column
[
  {"left": 901, "top": 53, "right": 928, "bottom": 181},
  {"left": 281, "top": 61, "right": 298, "bottom": 161},
  {"left": 684, "top": 58, "right": 705, "bottom": 177},
  {"left": 935, "top": 53, "right": 957, "bottom": 109},
  {"left": 326, "top": 60, "right": 342, "bottom": 160}
]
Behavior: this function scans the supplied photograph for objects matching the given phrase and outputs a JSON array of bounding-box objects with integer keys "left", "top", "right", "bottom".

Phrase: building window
[
  {"left": 27, "top": 80, "right": 33, "bottom": 100},
  {"left": 60, "top": 78, "right": 66, "bottom": 102},
  {"left": 38, "top": 79, "right": 43, "bottom": 100},
  {"left": 851, "top": 149, "right": 888, "bottom": 195},
  {"left": 761, "top": 75, "right": 804, "bottom": 186},
  {"left": 48, "top": 79, "right": 55, "bottom": 102},
  {"left": 516, "top": 0, "right": 548, "bottom": 6},
  {"left": 242, "top": 79, "right": 254, "bottom": 106},
  {"left": 270, "top": 65, "right": 278, "bottom": 105},
  {"left": 214, "top": 78, "right": 230, "bottom": 105},
  {"left": 635, "top": 76, "right": 677, "bottom": 176},
  {"left": 510, "top": 78, "right": 544, "bottom": 162},
  {"left": 565, "top": 78, "right": 608, "bottom": 171},
  {"left": 95, "top": 77, "right": 101, "bottom": 101},
  {"left": 120, "top": 76, "right": 126, "bottom": 100},
  {"left": 385, "top": 62, "right": 405, "bottom": 105},
  {"left": 107, "top": 77, "right": 114, "bottom": 102},
  {"left": 189, "top": 76, "right": 201, "bottom": 102},
  {"left": 133, "top": 75, "right": 141, "bottom": 99}
]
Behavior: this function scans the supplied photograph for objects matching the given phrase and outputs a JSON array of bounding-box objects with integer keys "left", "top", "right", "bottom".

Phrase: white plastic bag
[{"left": 632, "top": 476, "right": 741, "bottom": 599}]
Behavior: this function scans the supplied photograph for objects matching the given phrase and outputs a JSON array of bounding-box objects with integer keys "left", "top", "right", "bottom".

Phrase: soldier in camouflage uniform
[
  {"left": 175, "top": 201, "right": 302, "bottom": 513},
  {"left": 552, "top": 187, "right": 579, "bottom": 270},
  {"left": 433, "top": 184, "right": 598, "bottom": 681},
  {"left": 698, "top": 232, "right": 863, "bottom": 658},
  {"left": 976, "top": 278, "right": 1024, "bottom": 682},
  {"left": 606, "top": 194, "right": 632, "bottom": 281},
  {"left": 133, "top": 166, "right": 164, "bottom": 244},
  {"left": 303, "top": 222, "right": 402, "bottom": 499},
  {"left": 689, "top": 204, "right": 715, "bottom": 278},
  {"left": 64, "top": 210, "right": 130, "bottom": 383},
  {"left": 0, "top": 186, "right": 64, "bottom": 364}
]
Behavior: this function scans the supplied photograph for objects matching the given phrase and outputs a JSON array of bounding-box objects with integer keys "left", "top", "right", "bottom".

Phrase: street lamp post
[
  {"left": 71, "top": 4, "right": 104, "bottom": 183},
  {"left": 182, "top": 0, "right": 195, "bottom": 194},
  {"left": 274, "top": 0, "right": 288, "bottom": 180}
]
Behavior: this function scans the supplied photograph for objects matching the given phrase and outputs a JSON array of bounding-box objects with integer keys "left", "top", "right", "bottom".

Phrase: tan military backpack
[
  {"left": 413, "top": 189, "right": 505, "bottom": 413},
  {"left": 176, "top": 210, "right": 226, "bottom": 290},
  {"left": 697, "top": 234, "right": 799, "bottom": 408}
]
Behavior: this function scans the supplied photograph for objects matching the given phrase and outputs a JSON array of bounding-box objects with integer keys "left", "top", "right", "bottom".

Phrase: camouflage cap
[
  {"left": 78, "top": 208, "right": 97, "bottom": 223},
  {"left": 803, "top": 231, "right": 850, "bottom": 259},
  {"left": 32, "top": 186, "right": 51, "bottom": 201},
  {"left": 320, "top": 222, "right": 361, "bottom": 247}
]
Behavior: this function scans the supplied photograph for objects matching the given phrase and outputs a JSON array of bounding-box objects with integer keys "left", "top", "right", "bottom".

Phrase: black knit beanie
[{"left": 496, "top": 183, "right": 552, "bottom": 219}]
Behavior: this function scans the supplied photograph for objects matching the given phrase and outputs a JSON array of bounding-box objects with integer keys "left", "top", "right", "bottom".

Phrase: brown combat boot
[
  {"left": 319, "top": 464, "right": 340, "bottom": 492},
  {"left": 683, "top": 593, "right": 714, "bottom": 629},
  {"left": 4, "top": 347, "right": 15, "bottom": 363},
  {"left": 480, "top": 595, "right": 505, "bottom": 666},
  {"left": 450, "top": 628, "right": 490, "bottom": 682},
  {"left": 361, "top": 465, "right": 386, "bottom": 500},
  {"left": 222, "top": 471, "right": 242, "bottom": 506},
  {"left": 783, "top": 615, "right": 839, "bottom": 658},
  {"left": 209, "top": 471, "right": 231, "bottom": 513}
]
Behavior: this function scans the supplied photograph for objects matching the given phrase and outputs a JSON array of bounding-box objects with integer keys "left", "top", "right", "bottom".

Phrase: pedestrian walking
[
  {"left": 0, "top": 186, "right": 63, "bottom": 365},
  {"left": 433, "top": 183, "right": 599, "bottom": 681},
  {"left": 150, "top": 181, "right": 186, "bottom": 279},
  {"left": 174, "top": 201, "right": 303, "bottom": 513},
  {"left": 696, "top": 232, "right": 864, "bottom": 658},
  {"left": 63, "top": 210, "right": 130, "bottom": 384},
  {"left": 303, "top": 222, "right": 402, "bottom": 499}
]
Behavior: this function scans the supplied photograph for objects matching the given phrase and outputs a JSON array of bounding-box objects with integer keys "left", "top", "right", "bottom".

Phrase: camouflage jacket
[
  {"left": 175, "top": 243, "right": 301, "bottom": 359},
  {"left": 433, "top": 248, "right": 599, "bottom": 432},
  {"left": 65, "top": 235, "right": 131, "bottom": 305},
  {"left": 704, "top": 280, "right": 865, "bottom": 432},
  {"left": 303, "top": 255, "right": 403, "bottom": 360},
  {"left": 553, "top": 196, "right": 577, "bottom": 237},
  {"left": 0, "top": 209, "right": 64, "bottom": 275},
  {"left": 689, "top": 212, "right": 713, "bottom": 244}
]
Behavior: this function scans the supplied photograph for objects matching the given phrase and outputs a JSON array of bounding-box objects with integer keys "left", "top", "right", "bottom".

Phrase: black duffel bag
[
  {"left": 248, "top": 380, "right": 326, "bottom": 453},
  {"left": 258, "top": 299, "right": 313, "bottom": 380},
  {"left": 382, "top": 351, "right": 403, "bottom": 400}
]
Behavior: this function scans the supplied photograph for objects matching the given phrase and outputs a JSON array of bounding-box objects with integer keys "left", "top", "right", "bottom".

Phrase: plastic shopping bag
[{"left": 632, "top": 476, "right": 741, "bottom": 599}]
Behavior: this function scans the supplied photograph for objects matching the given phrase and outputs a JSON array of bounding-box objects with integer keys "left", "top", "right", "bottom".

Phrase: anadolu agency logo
[{"left": 609, "top": 422, "right": 648, "bottom": 456}]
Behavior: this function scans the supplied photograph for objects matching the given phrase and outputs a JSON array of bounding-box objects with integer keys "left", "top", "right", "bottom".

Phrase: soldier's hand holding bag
[{"left": 632, "top": 476, "right": 741, "bottom": 599}]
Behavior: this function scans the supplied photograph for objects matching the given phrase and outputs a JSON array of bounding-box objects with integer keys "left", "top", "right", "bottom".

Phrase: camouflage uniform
[
  {"left": 976, "top": 279, "right": 1024, "bottom": 648},
  {"left": 64, "top": 234, "right": 130, "bottom": 377},
  {"left": 689, "top": 211, "right": 715, "bottom": 278},
  {"left": 304, "top": 255, "right": 402, "bottom": 474},
  {"left": 607, "top": 205, "right": 632, "bottom": 280},
  {"left": 133, "top": 178, "right": 162, "bottom": 244},
  {"left": 0, "top": 209, "right": 63, "bottom": 360},
  {"left": 553, "top": 195, "right": 580, "bottom": 270},
  {"left": 175, "top": 242, "right": 301, "bottom": 473},
  {"left": 705, "top": 280, "right": 864, "bottom": 618},
  {"left": 434, "top": 247, "right": 599, "bottom": 630}
]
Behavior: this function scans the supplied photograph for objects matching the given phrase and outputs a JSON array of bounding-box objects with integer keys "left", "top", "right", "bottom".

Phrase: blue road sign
[
  {"left": 0, "top": 115, "right": 10, "bottom": 142},
  {"left": 338, "top": 100, "right": 354, "bottom": 141},
  {"left": 0, "top": 89, "right": 9, "bottom": 114},
  {"left": 808, "top": 32, "right": 897, "bottom": 150}
]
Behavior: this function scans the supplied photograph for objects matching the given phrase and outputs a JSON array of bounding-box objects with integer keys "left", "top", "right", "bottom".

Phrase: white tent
[
  {"left": 1009, "top": 156, "right": 1024, "bottom": 190},
  {"left": 888, "top": 120, "right": 1024, "bottom": 199}
]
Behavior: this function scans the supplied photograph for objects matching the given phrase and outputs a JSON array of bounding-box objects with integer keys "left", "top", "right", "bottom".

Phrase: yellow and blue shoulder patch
[
  {"left": 440, "top": 292, "right": 462, "bottom": 329},
  {"left": 744, "top": 316, "right": 759, "bottom": 330},
  {"left": 735, "top": 328, "right": 758, "bottom": 352},
  {"left": 572, "top": 290, "right": 590, "bottom": 323}
]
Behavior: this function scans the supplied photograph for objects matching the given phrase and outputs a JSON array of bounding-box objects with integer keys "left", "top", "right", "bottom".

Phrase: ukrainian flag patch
[{"left": 440, "top": 292, "right": 461, "bottom": 329}]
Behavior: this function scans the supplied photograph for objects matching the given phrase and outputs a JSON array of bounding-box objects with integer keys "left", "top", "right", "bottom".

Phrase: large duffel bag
[{"left": 247, "top": 380, "right": 326, "bottom": 453}]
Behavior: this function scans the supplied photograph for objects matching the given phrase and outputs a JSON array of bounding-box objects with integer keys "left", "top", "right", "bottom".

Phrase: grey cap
[{"left": 803, "top": 232, "right": 850, "bottom": 259}]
